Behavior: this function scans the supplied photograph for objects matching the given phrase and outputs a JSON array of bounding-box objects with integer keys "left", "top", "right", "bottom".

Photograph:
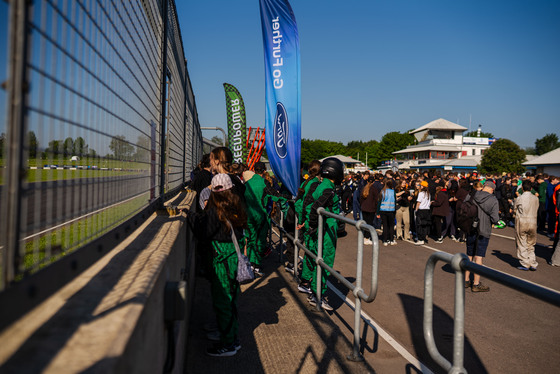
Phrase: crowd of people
[
  {"left": 340, "top": 169, "right": 560, "bottom": 290},
  {"left": 185, "top": 147, "right": 560, "bottom": 356}
]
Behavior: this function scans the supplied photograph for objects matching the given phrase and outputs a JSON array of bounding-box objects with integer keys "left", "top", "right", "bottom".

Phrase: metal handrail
[
  {"left": 424, "top": 252, "right": 560, "bottom": 374},
  {"left": 270, "top": 207, "right": 379, "bottom": 361}
]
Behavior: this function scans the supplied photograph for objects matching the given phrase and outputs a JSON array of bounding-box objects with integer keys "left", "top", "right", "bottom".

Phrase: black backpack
[{"left": 457, "top": 191, "right": 479, "bottom": 234}]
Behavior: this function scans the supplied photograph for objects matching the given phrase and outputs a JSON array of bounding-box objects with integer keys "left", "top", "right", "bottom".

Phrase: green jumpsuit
[
  {"left": 307, "top": 179, "right": 340, "bottom": 295},
  {"left": 295, "top": 177, "right": 320, "bottom": 283},
  {"left": 244, "top": 174, "right": 269, "bottom": 267},
  {"left": 188, "top": 208, "right": 245, "bottom": 346}
]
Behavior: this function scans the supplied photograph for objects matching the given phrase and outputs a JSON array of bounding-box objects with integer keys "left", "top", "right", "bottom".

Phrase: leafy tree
[
  {"left": 0, "top": 132, "right": 5, "bottom": 158},
  {"left": 345, "top": 140, "right": 380, "bottom": 168},
  {"left": 27, "top": 131, "right": 39, "bottom": 159},
  {"left": 135, "top": 135, "right": 151, "bottom": 162},
  {"left": 74, "top": 136, "right": 88, "bottom": 156},
  {"left": 44, "top": 139, "right": 62, "bottom": 157},
  {"left": 211, "top": 135, "right": 224, "bottom": 146},
  {"left": 377, "top": 131, "right": 415, "bottom": 166},
  {"left": 464, "top": 130, "right": 494, "bottom": 138},
  {"left": 535, "top": 133, "right": 560, "bottom": 155},
  {"left": 479, "top": 138, "right": 526, "bottom": 174},
  {"left": 109, "top": 135, "right": 135, "bottom": 160},
  {"left": 63, "top": 137, "right": 74, "bottom": 156},
  {"left": 300, "top": 139, "right": 345, "bottom": 164},
  {"left": 524, "top": 147, "right": 537, "bottom": 155}
]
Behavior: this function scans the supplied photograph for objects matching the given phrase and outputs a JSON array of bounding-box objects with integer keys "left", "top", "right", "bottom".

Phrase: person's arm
[
  {"left": 489, "top": 198, "right": 500, "bottom": 224},
  {"left": 308, "top": 189, "right": 334, "bottom": 230}
]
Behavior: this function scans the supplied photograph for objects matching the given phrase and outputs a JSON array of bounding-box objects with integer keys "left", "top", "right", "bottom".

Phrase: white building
[
  {"left": 391, "top": 118, "right": 494, "bottom": 172},
  {"left": 522, "top": 147, "right": 560, "bottom": 176}
]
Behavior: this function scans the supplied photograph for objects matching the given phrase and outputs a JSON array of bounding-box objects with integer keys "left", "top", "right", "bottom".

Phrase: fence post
[
  {"left": 159, "top": 0, "right": 169, "bottom": 202},
  {"left": 315, "top": 209, "right": 324, "bottom": 311},
  {"left": 1, "top": 0, "right": 32, "bottom": 288},
  {"left": 183, "top": 60, "right": 187, "bottom": 184},
  {"left": 293, "top": 215, "right": 299, "bottom": 280},
  {"left": 347, "top": 224, "right": 366, "bottom": 362}
]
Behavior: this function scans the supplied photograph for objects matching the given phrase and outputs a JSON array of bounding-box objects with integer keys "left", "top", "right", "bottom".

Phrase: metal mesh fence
[{"left": 0, "top": 0, "right": 201, "bottom": 291}]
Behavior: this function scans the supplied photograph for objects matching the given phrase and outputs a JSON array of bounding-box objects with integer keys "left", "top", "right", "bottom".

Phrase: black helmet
[{"left": 321, "top": 157, "right": 344, "bottom": 185}]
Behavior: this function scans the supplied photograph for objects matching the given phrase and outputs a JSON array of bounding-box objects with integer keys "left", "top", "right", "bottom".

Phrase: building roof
[
  {"left": 409, "top": 118, "right": 468, "bottom": 134},
  {"left": 444, "top": 155, "right": 481, "bottom": 167},
  {"left": 393, "top": 145, "right": 462, "bottom": 154},
  {"left": 395, "top": 155, "right": 481, "bottom": 170},
  {"left": 319, "top": 155, "right": 362, "bottom": 164},
  {"left": 522, "top": 147, "right": 560, "bottom": 166}
]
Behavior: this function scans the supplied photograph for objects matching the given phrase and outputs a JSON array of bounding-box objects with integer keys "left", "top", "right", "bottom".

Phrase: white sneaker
[
  {"left": 390, "top": 241, "right": 397, "bottom": 246},
  {"left": 364, "top": 238, "right": 373, "bottom": 245},
  {"left": 415, "top": 240, "right": 424, "bottom": 245},
  {"left": 383, "top": 241, "right": 388, "bottom": 247}
]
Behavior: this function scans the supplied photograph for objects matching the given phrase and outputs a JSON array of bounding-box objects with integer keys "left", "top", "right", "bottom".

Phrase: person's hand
[{"left": 296, "top": 224, "right": 304, "bottom": 230}]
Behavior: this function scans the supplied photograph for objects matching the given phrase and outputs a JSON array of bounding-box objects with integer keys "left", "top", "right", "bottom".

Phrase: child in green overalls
[
  {"left": 242, "top": 169, "right": 269, "bottom": 276},
  {"left": 306, "top": 157, "right": 344, "bottom": 311},
  {"left": 295, "top": 160, "right": 322, "bottom": 294},
  {"left": 186, "top": 173, "right": 247, "bottom": 357}
]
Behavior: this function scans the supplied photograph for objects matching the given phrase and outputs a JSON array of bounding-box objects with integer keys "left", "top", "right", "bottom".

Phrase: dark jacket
[
  {"left": 360, "top": 183, "right": 379, "bottom": 213},
  {"left": 466, "top": 190, "right": 500, "bottom": 238},
  {"left": 455, "top": 187, "right": 469, "bottom": 212},
  {"left": 432, "top": 189, "right": 450, "bottom": 217}
]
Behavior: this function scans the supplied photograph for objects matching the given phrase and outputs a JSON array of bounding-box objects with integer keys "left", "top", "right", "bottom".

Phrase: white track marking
[{"left": 327, "top": 280, "right": 434, "bottom": 374}]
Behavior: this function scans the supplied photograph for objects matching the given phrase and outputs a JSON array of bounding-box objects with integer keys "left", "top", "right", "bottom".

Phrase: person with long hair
[
  {"left": 377, "top": 179, "right": 397, "bottom": 246},
  {"left": 210, "top": 147, "right": 246, "bottom": 200},
  {"left": 186, "top": 174, "right": 247, "bottom": 357},
  {"left": 431, "top": 184, "right": 450, "bottom": 243},
  {"left": 415, "top": 180, "right": 431, "bottom": 245},
  {"left": 295, "top": 160, "right": 322, "bottom": 294},
  {"left": 360, "top": 177, "right": 379, "bottom": 245}
]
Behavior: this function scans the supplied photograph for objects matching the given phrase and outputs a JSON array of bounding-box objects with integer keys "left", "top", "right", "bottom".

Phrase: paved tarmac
[
  {"left": 185, "top": 250, "right": 414, "bottom": 373},
  {"left": 185, "top": 222, "right": 560, "bottom": 374}
]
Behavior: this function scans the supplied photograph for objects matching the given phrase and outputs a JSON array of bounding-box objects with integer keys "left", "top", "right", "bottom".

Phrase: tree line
[
  {"left": 0, "top": 132, "right": 153, "bottom": 162},
  {"left": 300, "top": 132, "right": 560, "bottom": 174}
]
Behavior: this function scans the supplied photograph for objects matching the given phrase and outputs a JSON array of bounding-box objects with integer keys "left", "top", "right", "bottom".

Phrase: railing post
[
  {"left": 1, "top": 0, "right": 32, "bottom": 288},
  {"left": 159, "top": 0, "right": 169, "bottom": 201},
  {"left": 347, "top": 220, "right": 366, "bottom": 362},
  {"left": 293, "top": 215, "right": 300, "bottom": 280},
  {"left": 450, "top": 253, "right": 468, "bottom": 374},
  {"left": 424, "top": 252, "right": 468, "bottom": 373},
  {"left": 315, "top": 208, "right": 324, "bottom": 311},
  {"left": 278, "top": 209, "right": 284, "bottom": 263}
]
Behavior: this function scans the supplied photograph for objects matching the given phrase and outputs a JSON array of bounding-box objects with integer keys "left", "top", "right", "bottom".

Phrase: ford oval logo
[{"left": 274, "top": 102, "right": 288, "bottom": 159}]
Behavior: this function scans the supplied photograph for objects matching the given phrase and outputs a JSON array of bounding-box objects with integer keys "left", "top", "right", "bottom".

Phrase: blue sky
[{"left": 177, "top": 0, "right": 560, "bottom": 149}]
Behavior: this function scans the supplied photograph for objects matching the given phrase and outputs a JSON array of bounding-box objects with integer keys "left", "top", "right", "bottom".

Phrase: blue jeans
[{"left": 352, "top": 190, "right": 362, "bottom": 221}]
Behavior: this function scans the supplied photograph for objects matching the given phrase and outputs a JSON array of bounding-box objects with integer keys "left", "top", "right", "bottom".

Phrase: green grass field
[
  {"left": 20, "top": 192, "right": 150, "bottom": 278},
  {"left": 0, "top": 158, "right": 150, "bottom": 183}
]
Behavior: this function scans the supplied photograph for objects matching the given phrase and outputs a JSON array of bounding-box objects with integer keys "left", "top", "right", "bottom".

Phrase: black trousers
[
  {"left": 380, "top": 211, "right": 396, "bottom": 242},
  {"left": 362, "top": 211, "right": 375, "bottom": 239}
]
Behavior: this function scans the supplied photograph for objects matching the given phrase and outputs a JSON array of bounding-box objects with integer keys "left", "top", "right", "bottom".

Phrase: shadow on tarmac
[
  {"left": 186, "top": 256, "right": 377, "bottom": 373},
  {"left": 398, "top": 293, "right": 488, "bottom": 374}
]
